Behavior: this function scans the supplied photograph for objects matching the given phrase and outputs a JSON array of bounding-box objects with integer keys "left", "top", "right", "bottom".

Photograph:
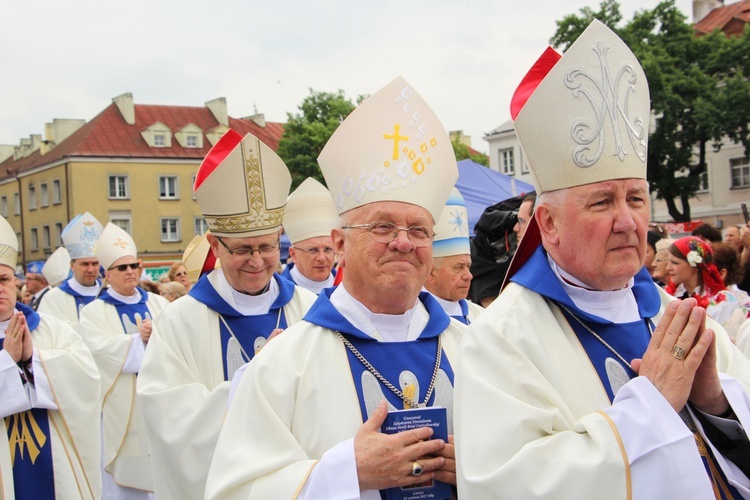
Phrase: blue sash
[
  {"left": 450, "top": 299, "right": 471, "bottom": 325},
  {"left": 189, "top": 273, "right": 294, "bottom": 380},
  {"left": 2, "top": 303, "right": 54, "bottom": 499},
  {"left": 97, "top": 288, "right": 152, "bottom": 333},
  {"left": 58, "top": 279, "right": 100, "bottom": 318}
]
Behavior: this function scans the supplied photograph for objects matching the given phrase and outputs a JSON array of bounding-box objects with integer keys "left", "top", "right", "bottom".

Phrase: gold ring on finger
[
  {"left": 411, "top": 461, "right": 423, "bottom": 476},
  {"left": 670, "top": 344, "right": 687, "bottom": 360}
]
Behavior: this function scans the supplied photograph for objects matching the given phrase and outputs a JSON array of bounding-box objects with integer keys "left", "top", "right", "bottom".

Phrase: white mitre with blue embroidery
[
  {"left": 42, "top": 246, "right": 71, "bottom": 286},
  {"left": 432, "top": 188, "right": 470, "bottom": 258},
  {"left": 511, "top": 19, "right": 649, "bottom": 193},
  {"left": 62, "top": 212, "right": 103, "bottom": 259},
  {"left": 283, "top": 178, "right": 339, "bottom": 245},
  {"left": 0, "top": 216, "right": 18, "bottom": 269},
  {"left": 318, "top": 76, "right": 458, "bottom": 221},
  {"left": 96, "top": 223, "right": 138, "bottom": 269}
]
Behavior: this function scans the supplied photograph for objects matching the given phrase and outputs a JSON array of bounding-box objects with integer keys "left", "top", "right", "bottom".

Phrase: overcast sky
[{"left": 1, "top": 0, "right": 695, "bottom": 153}]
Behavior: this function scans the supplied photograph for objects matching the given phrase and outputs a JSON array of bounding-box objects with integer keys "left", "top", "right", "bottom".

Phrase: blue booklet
[{"left": 381, "top": 406, "right": 452, "bottom": 500}]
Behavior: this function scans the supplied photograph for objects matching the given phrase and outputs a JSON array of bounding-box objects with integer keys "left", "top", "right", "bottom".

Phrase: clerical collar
[
  {"left": 423, "top": 289, "right": 463, "bottom": 317},
  {"left": 209, "top": 268, "right": 278, "bottom": 316},
  {"left": 547, "top": 254, "right": 640, "bottom": 323},
  {"left": 107, "top": 287, "right": 142, "bottom": 305},
  {"left": 68, "top": 277, "right": 100, "bottom": 296},
  {"left": 290, "top": 265, "right": 333, "bottom": 294},
  {"left": 329, "top": 285, "right": 428, "bottom": 342}
]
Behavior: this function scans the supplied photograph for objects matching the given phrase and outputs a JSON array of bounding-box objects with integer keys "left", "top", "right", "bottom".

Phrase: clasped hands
[{"left": 3, "top": 311, "right": 32, "bottom": 364}]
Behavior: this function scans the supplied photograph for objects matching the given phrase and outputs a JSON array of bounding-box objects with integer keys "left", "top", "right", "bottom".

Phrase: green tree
[
  {"left": 452, "top": 138, "right": 489, "bottom": 166},
  {"left": 552, "top": 0, "right": 750, "bottom": 222},
  {"left": 277, "top": 89, "right": 358, "bottom": 190}
]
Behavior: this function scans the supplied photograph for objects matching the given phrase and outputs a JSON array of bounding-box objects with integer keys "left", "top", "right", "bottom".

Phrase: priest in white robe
[
  {"left": 0, "top": 215, "right": 101, "bottom": 499},
  {"left": 206, "top": 76, "right": 462, "bottom": 500},
  {"left": 424, "top": 188, "right": 483, "bottom": 325},
  {"left": 79, "top": 222, "right": 168, "bottom": 499},
  {"left": 136, "top": 129, "right": 316, "bottom": 500},
  {"left": 455, "top": 20, "right": 750, "bottom": 499},
  {"left": 39, "top": 212, "right": 104, "bottom": 329}
]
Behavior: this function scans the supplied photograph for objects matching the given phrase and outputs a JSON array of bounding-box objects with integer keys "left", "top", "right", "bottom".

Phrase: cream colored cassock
[
  {"left": 37, "top": 287, "right": 80, "bottom": 326},
  {"left": 0, "top": 312, "right": 101, "bottom": 498},
  {"left": 455, "top": 283, "right": 750, "bottom": 499},
  {"left": 78, "top": 292, "right": 168, "bottom": 493},
  {"left": 204, "top": 318, "right": 464, "bottom": 499},
  {"left": 136, "top": 281, "right": 316, "bottom": 499}
]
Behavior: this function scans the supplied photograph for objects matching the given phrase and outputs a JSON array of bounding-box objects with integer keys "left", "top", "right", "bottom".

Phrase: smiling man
[
  {"left": 136, "top": 130, "right": 316, "bottom": 499},
  {"left": 39, "top": 212, "right": 103, "bottom": 329}
]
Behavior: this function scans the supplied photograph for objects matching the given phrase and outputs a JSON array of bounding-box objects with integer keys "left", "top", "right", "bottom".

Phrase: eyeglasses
[
  {"left": 292, "top": 246, "right": 335, "bottom": 256},
  {"left": 109, "top": 262, "right": 141, "bottom": 272},
  {"left": 174, "top": 271, "right": 188, "bottom": 277},
  {"left": 217, "top": 236, "right": 280, "bottom": 258},
  {"left": 517, "top": 217, "right": 529, "bottom": 225},
  {"left": 342, "top": 221, "right": 435, "bottom": 247}
]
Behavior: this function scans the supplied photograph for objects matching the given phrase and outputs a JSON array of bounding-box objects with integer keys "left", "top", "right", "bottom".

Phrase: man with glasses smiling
[
  {"left": 136, "top": 130, "right": 316, "bottom": 499},
  {"left": 280, "top": 177, "right": 340, "bottom": 294},
  {"left": 207, "top": 77, "right": 464, "bottom": 499},
  {"left": 79, "top": 222, "right": 169, "bottom": 498}
]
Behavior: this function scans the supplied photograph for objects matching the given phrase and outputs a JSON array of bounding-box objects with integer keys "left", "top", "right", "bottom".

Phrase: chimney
[
  {"left": 0, "top": 145, "right": 13, "bottom": 164},
  {"left": 449, "top": 130, "right": 472, "bottom": 148},
  {"left": 113, "top": 93, "right": 136, "bottom": 125},
  {"left": 41, "top": 118, "right": 86, "bottom": 155},
  {"left": 245, "top": 113, "right": 266, "bottom": 128},
  {"left": 693, "top": 0, "right": 723, "bottom": 23},
  {"left": 206, "top": 98, "right": 228, "bottom": 127}
]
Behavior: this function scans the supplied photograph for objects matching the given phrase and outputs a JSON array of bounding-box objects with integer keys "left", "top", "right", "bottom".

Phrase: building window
[
  {"left": 731, "top": 157, "right": 750, "bottom": 189},
  {"left": 0, "top": 196, "right": 6, "bottom": 217},
  {"left": 13, "top": 193, "right": 19, "bottom": 215},
  {"left": 109, "top": 175, "right": 129, "bottom": 199},
  {"left": 16, "top": 232, "right": 22, "bottom": 253},
  {"left": 697, "top": 170, "right": 709, "bottom": 193},
  {"left": 159, "top": 176, "right": 179, "bottom": 199},
  {"left": 161, "top": 218, "right": 180, "bottom": 242},
  {"left": 186, "top": 135, "right": 198, "bottom": 147},
  {"left": 110, "top": 210, "right": 132, "bottom": 234},
  {"left": 154, "top": 134, "right": 166, "bottom": 147},
  {"left": 30, "top": 228, "right": 39, "bottom": 251},
  {"left": 28, "top": 185, "right": 36, "bottom": 210},
  {"left": 42, "top": 225, "right": 50, "bottom": 250},
  {"left": 55, "top": 222, "right": 63, "bottom": 247},
  {"left": 52, "top": 179, "right": 62, "bottom": 204},
  {"left": 500, "top": 148, "right": 515, "bottom": 176},
  {"left": 194, "top": 217, "right": 208, "bottom": 235},
  {"left": 40, "top": 183, "right": 49, "bottom": 207}
]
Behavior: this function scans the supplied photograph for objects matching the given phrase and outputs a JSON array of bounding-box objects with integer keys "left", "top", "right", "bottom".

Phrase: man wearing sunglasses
[
  {"left": 78, "top": 222, "right": 169, "bottom": 498},
  {"left": 136, "top": 130, "right": 316, "bottom": 499},
  {"left": 39, "top": 212, "right": 104, "bottom": 329},
  {"left": 280, "top": 177, "right": 339, "bottom": 294}
]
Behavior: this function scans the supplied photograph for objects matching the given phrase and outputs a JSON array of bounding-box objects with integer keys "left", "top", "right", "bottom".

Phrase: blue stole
[
  {"left": 189, "top": 274, "right": 293, "bottom": 380},
  {"left": 97, "top": 287, "right": 152, "bottom": 334},
  {"left": 2, "top": 304, "right": 55, "bottom": 500},
  {"left": 303, "top": 290, "right": 454, "bottom": 422},
  {"left": 58, "top": 279, "right": 101, "bottom": 318},
  {"left": 513, "top": 247, "right": 741, "bottom": 498},
  {"left": 451, "top": 299, "right": 471, "bottom": 325}
]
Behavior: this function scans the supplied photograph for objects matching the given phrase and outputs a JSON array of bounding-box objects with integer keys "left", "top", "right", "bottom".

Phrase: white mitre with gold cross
[
  {"left": 511, "top": 19, "right": 650, "bottom": 194},
  {"left": 194, "top": 129, "right": 292, "bottom": 238},
  {"left": 283, "top": 177, "right": 339, "bottom": 245},
  {"left": 432, "top": 188, "right": 470, "bottom": 258},
  {"left": 0, "top": 216, "right": 18, "bottom": 270},
  {"left": 42, "top": 246, "right": 71, "bottom": 286},
  {"left": 318, "top": 76, "right": 458, "bottom": 221},
  {"left": 96, "top": 223, "right": 138, "bottom": 269}
]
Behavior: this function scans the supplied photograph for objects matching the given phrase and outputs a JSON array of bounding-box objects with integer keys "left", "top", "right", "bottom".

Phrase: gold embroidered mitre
[
  {"left": 0, "top": 216, "right": 18, "bottom": 270},
  {"left": 194, "top": 130, "right": 292, "bottom": 238},
  {"left": 511, "top": 20, "right": 650, "bottom": 194},
  {"left": 318, "top": 76, "right": 458, "bottom": 221},
  {"left": 182, "top": 233, "right": 219, "bottom": 284}
]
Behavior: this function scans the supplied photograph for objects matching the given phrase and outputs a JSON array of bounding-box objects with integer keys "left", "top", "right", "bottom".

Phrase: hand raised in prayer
[
  {"left": 354, "top": 400, "right": 447, "bottom": 491},
  {"left": 139, "top": 319, "right": 152, "bottom": 344},
  {"left": 3, "top": 311, "right": 26, "bottom": 363},
  {"left": 632, "top": 298, "right": 725, "bottom": 414}
]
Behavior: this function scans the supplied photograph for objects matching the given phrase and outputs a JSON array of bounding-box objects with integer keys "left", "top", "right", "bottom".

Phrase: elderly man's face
[
  {"left": 105, "top": 257, "right": 141, "bottom": 296},
  {"left": 24, "top": 273, "right": 46, "bottom": 294},
  {"left": 540, "top": 178, "right": 649, "bottom": 291},
  {"left": 724, "top": 226, "right": 741, "bottom": 251},
  {"left": 289, "top": 235, "right": 336, "bottom": 282},
  {"left": 208, "top": 230, "right": 281, "bottom": 295},
  {"left": 426, "top": 254, "right": 472, "bottom": 302},
  {"left": 334, "top": 201, "right": 433, "bottom": 314}
]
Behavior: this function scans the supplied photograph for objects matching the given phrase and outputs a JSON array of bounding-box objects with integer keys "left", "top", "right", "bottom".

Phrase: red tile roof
[
  {"left": 695, "top": 0, "right": 750, "bottom": 36},
  {"left": 0, "top": 101, "right": 285, "bottom": 179}
]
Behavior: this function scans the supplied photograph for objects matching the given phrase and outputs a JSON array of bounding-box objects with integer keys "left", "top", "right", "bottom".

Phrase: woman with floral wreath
[{"left": 665, "top": 235, "right": 749, "bottom": 340}]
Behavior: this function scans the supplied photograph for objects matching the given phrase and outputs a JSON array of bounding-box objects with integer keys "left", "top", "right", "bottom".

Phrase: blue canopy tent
[{"left": 455, "top": 159, "right": 534, "bottom": 236}]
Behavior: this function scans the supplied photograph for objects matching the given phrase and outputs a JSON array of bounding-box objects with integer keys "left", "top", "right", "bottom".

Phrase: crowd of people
[{"left": 1, "top": 19, "right": 749, "bottom": 500}]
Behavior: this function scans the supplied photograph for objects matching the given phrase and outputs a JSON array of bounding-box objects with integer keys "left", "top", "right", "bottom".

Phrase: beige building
[{"left": 0, "top": 93, "right": 284, "bottom": 273}]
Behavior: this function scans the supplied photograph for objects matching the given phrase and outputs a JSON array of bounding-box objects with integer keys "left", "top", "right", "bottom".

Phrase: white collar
[
  {"left": 329, "top": 285, "right": 427, "bottom": 342},
  {"left": 68, "top": 277, "right": 100, "bottom": 296},
  {"left": 208, "top": 269, "right": 279, "bottom": 316},
  {"left": 423, "top": 289, "right": 463, "bottom": 316},
  {"left": 107, "top": 287, "right": 142, "bottom": 304},
  {"left": 547, "top": 254, "right": 640, "bottom": 323},
  {"left": 290, "top": 265, "right": 333, "bottom": 294}
]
